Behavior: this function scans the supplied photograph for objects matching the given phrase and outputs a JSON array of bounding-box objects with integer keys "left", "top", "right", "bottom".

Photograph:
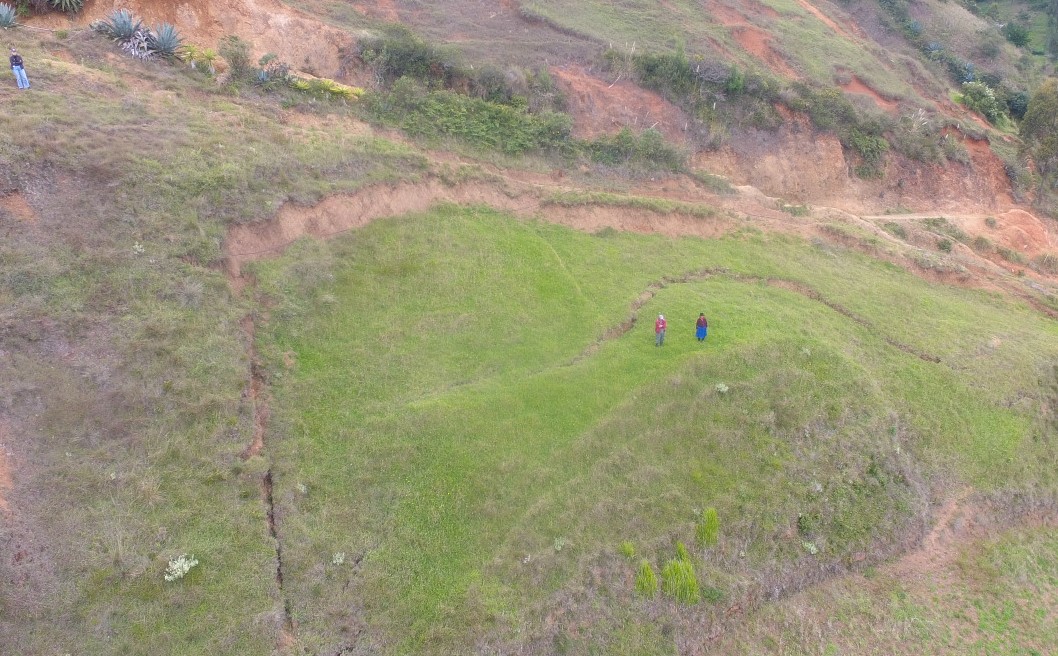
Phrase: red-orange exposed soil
[
  {"left": 710, "top": 3, "right": 801, "bottom": 80},
  {"left": 551, "top": 66, "right": 688, "bottom": 142},
  {"left": 31, "top": 0, "right": 353, "bottom": 78},
  {"left": 793, "top": 0, "right": 864, "bottom": 40},
  {"left": 0, "top": 192, "right": 38, "bottom": 223},
  {"left": 840, "top": 76, "right": 898, "bottom": 112},
  {"left": 224, "top": 179, "right": 737, "bottom": 278}
]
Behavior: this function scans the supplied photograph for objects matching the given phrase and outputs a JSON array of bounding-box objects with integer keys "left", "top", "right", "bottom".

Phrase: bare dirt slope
[{"left": 34, "top": 0, "right": 354, "bottom": 77}]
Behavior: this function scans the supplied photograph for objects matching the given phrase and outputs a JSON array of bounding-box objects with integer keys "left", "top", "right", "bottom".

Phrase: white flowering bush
[
  {"left": 164, "top": 553, "right": 199, "bottom": 581},
  {"left": 332, "top": 552, "right": 346, "bottom": 566},
  {"left": 714, "top": 382, "right": 729, "bottom": 394},
  {"left": 802, "top": 541, "right": 819, "bottom": 555}
]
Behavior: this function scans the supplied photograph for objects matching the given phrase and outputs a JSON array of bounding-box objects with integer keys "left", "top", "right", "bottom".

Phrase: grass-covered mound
[{"left": 253, "top": 206, "right": 1058, "bottom": 654}]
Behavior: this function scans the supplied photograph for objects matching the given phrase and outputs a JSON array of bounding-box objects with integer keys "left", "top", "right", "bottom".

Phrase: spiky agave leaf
[
  {"left": 0, "top": 3, "right": 17, "bottom": 28},
  {"left": 147, "top": 22, "right": 183, "bottom": 58},
  {"left": 93, "top": 9, "right": 143, "bottom": 42},
  {"left": 49, "top": 0, "right": 83, "bottom": 13}
]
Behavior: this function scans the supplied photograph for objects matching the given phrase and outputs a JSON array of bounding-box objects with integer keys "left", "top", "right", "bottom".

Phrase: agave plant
[
  {"left": 93, "top": 9, "right": 142, "bottom": 42},
  {"left": 147, "top": 23, "right": 182, "bottom": 59},
  {"left": 121, "top": 29, "right": 152, "bottom": 60},
  {"left": 49, "top": 0, "right": 83, "bottom": 13},
  {"left": 0, "top": 2, "right": 17, "bottom": 28}
]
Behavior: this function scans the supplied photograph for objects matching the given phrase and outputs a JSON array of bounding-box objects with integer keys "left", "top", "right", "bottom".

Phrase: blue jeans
[
  {"left": 655, "top": 329, "right": 665, "bottom": 346},
  {"left": 12, "top": 65, "right": 29, "bottom": 89}
]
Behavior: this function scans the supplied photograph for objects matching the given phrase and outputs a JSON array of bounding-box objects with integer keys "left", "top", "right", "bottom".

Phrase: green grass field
[
  {"left": 252, "top": 205, "right": 1058, "bottom": 653},
  {"left": 4, "top": 16, "right": 1058, "bottom": 656}
]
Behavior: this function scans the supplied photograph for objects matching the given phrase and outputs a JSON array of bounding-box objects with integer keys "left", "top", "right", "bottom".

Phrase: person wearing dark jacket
[
  {"left": 695, "top": 313, "right": 708, "bottom": 341},
  {"left": 10, "top": 48, "right": 29, "bottom": 90}
]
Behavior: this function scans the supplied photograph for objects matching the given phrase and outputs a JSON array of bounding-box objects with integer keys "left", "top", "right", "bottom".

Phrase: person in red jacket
[
  {"left": 654, "top": 314, "right": 666, "bottom": 346},
  {"left": 695, "top": 313, "right": 708, "bottom": 341}
]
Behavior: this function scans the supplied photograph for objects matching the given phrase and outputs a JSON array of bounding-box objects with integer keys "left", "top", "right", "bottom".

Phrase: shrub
[
  {"left": 883, "top": 221, "right": 907, "bottom": 239},
  {"left": 938, "top": 238, "right": 953, "bottom": 253},
  {"left": 634, "top": 559, "right": 659, "bottom": 597},
  {"left": 661, "top": 557, "right": 700, "bottom": 604},
  {"left": 358, "top": 24, "right": 464, "bottom": 87},
  {"left": 697, "top": 507, "right": 720, "bottom": 547},
  {"left": 220, "top": 34, "right": 254, "bottom": 80},
  {"left": 49, "top": 0, "right": 81, "bottom": 12},
  {"left": 1003, "top": 23, "right": 1030, "bottom": 48},
  {"left": 1031, "top": 253, "right": 1058, "bottom": 274},
  {"left": 0, "top": 2, "right": 17, "bottom": 27},
  {"left": 985, "top": 217, "right": 998, "bottom": 229},
  {"left": 148, "top": 23, "right": 182, "bottom": 59},
  {"left": 972, "top": 235, "right": 993, "bottom": 252},
  {"left": 93, "top": 9, "right": 141, "bottom": 42},
  {"left": 163, "top": 553, "right": 199, "bottom": 581},
  {"left": 998, "top": 246, "right": 1027, "bottom": 264},
  {"left": 587, "top": 127, "right": 684, "bottom": 170},
  {"left": 961, "top": 81, "right": 1004, "bottom": 123}
]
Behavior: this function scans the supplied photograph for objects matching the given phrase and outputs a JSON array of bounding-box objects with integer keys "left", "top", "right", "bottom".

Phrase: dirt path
[{"left": 224, "top": 178, "right": 740, "bottom": 278}]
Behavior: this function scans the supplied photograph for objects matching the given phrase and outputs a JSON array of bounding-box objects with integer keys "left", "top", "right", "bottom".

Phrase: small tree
[{"left": 1003, "top": 23, "right": 1030, "bottom": 48}]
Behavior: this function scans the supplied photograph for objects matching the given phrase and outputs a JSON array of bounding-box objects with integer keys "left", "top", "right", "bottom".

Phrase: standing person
[
  {"left": 10, "top": 48, "right": 29, "bottom": 90},
  {"left": 695, "top": 313, "right": 708, "bottom": 341},
  {"left": 655, "top": 314, "right": 667, "bottom": 347}
]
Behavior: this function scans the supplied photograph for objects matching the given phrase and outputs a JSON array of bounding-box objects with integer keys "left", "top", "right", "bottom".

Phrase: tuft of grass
[
  {"left": 634, "top": 559, "right": 659, "bottom": 597},
  {"left": 697, "top": 507, "right": 720, "bottom": 547},
  {"left": 661, "top": 556, "right": 700, "bottom": 604},
  {"left": 619, "top": 541, "right": 636, "bottom": 559}
]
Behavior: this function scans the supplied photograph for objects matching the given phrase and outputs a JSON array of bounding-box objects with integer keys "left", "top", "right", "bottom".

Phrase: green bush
[
  {"left": 358, "top": 25, "right": 464, "bottom": 87},
  {"left": 961, "top": 81, "right": 1004, "bottom": 124},
  {"left": 220, "top": 35, "right": 253, "bottom": 81},
  {"left": 938, "top": 238, "right": 953, "bottom": 253},
  {"left": 883, "top": 221, "right": 908, "bottom": 239},
  {"left": 1003, "top": 23, "right": 1030, "bottom": 48},
  {"left": 661, "top": 557, "right": 700, "bottom": 604},
  {"left": 372, "top": 78, "right": 572, "bottom": 155},
  {"left": 635, "top": 559, "right": 659, "bottom": 597},
  {"left": 697, "top": 507, "right": 720, "bottom": 547},
  {"left": 632, "top": 49, "right": 698, "bottom": 99},
  {"left": 586, "top": 127, "right": 685, "bottom": 170},
  {"left": 675, "top": 541, "right": 692, "bottom": 562}
]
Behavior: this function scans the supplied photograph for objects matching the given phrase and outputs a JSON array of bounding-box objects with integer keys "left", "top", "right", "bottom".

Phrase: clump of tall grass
[
  {"left": 634, "top": 559, "right": 658, "bottom": 597},
  {"left": 696, "top": 507, "right": 720, "bottom": 547},
  {"left": 661, "top": 552, "right": 700, "bottom": 604}
]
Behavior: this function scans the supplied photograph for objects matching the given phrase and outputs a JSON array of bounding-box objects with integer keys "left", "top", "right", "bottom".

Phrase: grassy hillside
[
  {"left": 251, "top": 206, "right": 1058, "bottom": 653},
  {"left": 1, "top": 10, "right": 1057, "bottom": 656}
]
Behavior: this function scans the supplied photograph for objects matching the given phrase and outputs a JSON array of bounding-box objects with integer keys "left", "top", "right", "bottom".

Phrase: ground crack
[{"left": 241, "top": 313, "right": 296, "bottom": 647}]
